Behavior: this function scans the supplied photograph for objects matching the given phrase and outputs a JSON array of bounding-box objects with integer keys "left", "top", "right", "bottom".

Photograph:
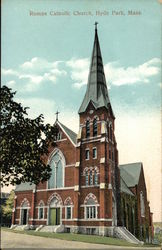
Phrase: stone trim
[
  {"left": 80, "top": 204, "right": 100, "bottom": 207},
  {"left": 100, "top": 137, "right": 106, "bottom": 142},
  {"left": 100, "top": 183, "right": 106, "bottom": 189},
  {"left": 100, "top": 157, "right": 105, "bottom": 164},
  {"left": 75, "top": 162, "right": 80, "bottom": 167},
  {"left": 36, "top": 186, "right": 74, "bottom": 192},
  {"left": 65, "top": 164, "right": 75, "bottom": 168},
  {"left": 65, "top": 218, "right": 112, "bottom": 222},
  {"left": 16, "top": 207, "right": 31, "bottom": 209},
  {"left": 74, "top": 185, "right": 79, "bottom": 191},
  {"left": 81, "top": 184, "right": 100, "bottom": 188},
  {"left": 84, "top": 193, "right": 98, "bottom": 204},
  {"left": 101, "top": 121, "right": 107, "bottom": 134},
  {"left": 47, "top": 192, "right": 63, "bottom": 206}
]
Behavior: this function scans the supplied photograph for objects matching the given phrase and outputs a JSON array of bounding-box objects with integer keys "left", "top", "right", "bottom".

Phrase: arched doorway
[
  {"left": 48, "top": 194, "right": 62, "bottom": 225},
  {"left": 20, "top": 199, "right": 30, "bottom": 225}
]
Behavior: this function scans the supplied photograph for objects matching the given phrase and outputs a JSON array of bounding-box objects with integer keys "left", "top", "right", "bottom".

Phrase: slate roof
[
  {"left": 120, "top": 177, "right": 134, "bottom": 196},
  {"left": 119, "top": 162, "right": 142, "bottom": 188},
  {"left": 78, "top": 27, "right": 114, "bottom": 116},
  {"left": 58, "top": 121, "right": 77, "bottom": 146},
  {"left": 15, "top": 183, "right": 36, "bottom": 192}
]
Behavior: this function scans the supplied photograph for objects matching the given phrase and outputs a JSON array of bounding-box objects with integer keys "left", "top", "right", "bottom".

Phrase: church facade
[{"left": 12, "top": 26, "right": 154, "bottom": 242}]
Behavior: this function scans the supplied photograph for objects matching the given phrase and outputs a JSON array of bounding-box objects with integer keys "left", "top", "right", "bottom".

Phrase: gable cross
[{"left": 55, "top": 110, "right": 60, "bottom": 121}]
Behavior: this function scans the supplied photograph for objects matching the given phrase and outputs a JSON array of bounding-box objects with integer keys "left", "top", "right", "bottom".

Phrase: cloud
[
  {"left": 1, "top": 68, "right": 19, "bottom": 76},
  {"left": 66, "top": 58, "right": 90, "bottom": 89},
  {"left": 2, "top": 57, "right": 161, "bottom": 92},
  {"left": 104, "top": 58, "right": 161, "bottom": 86},
  {"left": 66, "top": 57, "right": 160, "bottom": 89},
  {"left": 2, "top": 57, "right": 67, "bottom": 92},
  {"left": 20, "top": 57, "right": 62, "bottom": 73},
  {"left": 15, "top": 97, "right": 56, "bottom": 124},
  {"left": 6, "top": 80, "right": 16, "bottom": 87}
]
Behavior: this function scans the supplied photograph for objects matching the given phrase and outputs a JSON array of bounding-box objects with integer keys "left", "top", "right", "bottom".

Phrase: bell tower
[{"left": 75, "top": 24, "right": 120, "bottom": 234}]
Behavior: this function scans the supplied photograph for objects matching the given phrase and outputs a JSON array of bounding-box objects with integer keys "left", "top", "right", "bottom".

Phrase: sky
[{"left": 2, "top": 0, "right": 161, "bottom": 222}]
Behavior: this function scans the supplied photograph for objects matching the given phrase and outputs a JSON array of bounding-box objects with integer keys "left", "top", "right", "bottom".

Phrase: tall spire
[{"left": 79, "top": 24, "right": 112, "bottom": 115}]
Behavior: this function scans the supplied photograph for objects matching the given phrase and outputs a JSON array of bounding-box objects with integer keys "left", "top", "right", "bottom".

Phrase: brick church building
[{"left": 12, "top": 25, "right": 154, "bottom": 243}]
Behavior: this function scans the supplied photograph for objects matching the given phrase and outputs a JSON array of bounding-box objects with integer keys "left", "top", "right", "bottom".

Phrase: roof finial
[
  {"left": 94, "top": 22, "right": 98, "bottom": 30},
  {"left": 55, "top": 110, "right": 60, "bottom": 121}
]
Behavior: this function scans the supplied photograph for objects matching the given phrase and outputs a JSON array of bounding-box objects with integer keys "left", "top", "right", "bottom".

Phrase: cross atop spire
[
  {"left": 94, "top": 21, "right": 98, "bottom": 30},
  {"left": 55, "top": 110, "right": 60, "bottom": 121}
]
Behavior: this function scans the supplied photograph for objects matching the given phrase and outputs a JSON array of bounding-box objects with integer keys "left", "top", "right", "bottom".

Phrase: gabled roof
[
  {"left": 57, "top": 121, "right": 77, "bottom": 146},
  {"left": 15, "top": 121, "right": 77, "bottom": 193},
  {"left": 15, "top": 183, "right": 36, "bottom": 192},
  {"left": 119, "top": 162, "right": 142, "bottom": 187},
  {"left": 120, "top": 177, "right": 134, "bottom": 196},
  {"left": 78, "top": 26, "right": 114, "bottom": 116}
]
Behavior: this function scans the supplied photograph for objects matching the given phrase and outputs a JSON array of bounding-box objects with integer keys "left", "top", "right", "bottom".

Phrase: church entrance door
[
  {"left": 22, "top": 209, "right": 27, "bottom": 225},
  {"left": 49, "top": 208, "right": 60, "bottom": 225}
]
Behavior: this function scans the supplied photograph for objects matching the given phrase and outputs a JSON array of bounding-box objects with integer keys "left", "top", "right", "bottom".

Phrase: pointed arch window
[
  {"left": 48, "top": 149, "right": 65, "bottom": 189},
  {"left": 93, "top": 118, "right": 97, "bottom": 137},
  {"left": 85, "top": 170, "right": 89, "bottom": 186},
  {"left": 86, "top": 120, "right": 90, "bottom": 138},
  {"left": 140, "top": 191, "right": 145, "bottom": 217},
  {"left": 84, "top": 194, "right": 98, "bottom": 219},
  {"left": 38, "top": 201, "right": 44, "bottom": 220},
  {"left": 94, "top": 170, "right": 98, "bottom": 185},
  {"left": 90, "top": 170, "right": 93, "bottom": 185}
]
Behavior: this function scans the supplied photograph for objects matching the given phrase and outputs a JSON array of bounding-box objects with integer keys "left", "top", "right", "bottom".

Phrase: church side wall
[{"left": 136, "top": 168, "right": 151, "bottom": 241}]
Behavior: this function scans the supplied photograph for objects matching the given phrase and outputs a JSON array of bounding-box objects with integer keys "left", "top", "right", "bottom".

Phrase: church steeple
[{"left": 78, "top": 24, "right": 113, "bottom": 115}]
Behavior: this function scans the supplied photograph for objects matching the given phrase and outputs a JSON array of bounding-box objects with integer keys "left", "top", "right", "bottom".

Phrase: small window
[
  {"left": 57, "top": 132, "right": 62, "bottom": 140},
  {"left": 85, "top": 171, "right": 89, "bottom": 186},
  {"left": 86, "top": 120, "right": 90, "bottom": 138},
  {"left": 93, "top": 119, "right": 97, "bottom": 137},
  {"left": 94, "top": 170, "right": 98, "bottom": 185},
  {"left": 112, "top": 151, "right": 114, "bottom": 161},
  {"left": 85, "top": 149, "right": 89, "bottom": 160},
  {"left": 109, "top": 149, "right": 111, "bottom": 159},
  {"left": 66, "top": 228, "right": 70, "bottom": 233},
  {"left": 39, "top": 207, "right": 44, "bottom": 219},
  {"left": 66, "top": 207, "right": 72, "bottom": 219},
  {"left": 90, "top": 171, "right": 93, "bottom": 185},
  {"left": 108, "top": 124, "right": 110, "bottom": 139},
  {"left": 110, "top": 125, "right": 113, "bottom": 141},
  {"left": 93, "top": 148, "right": 97, "bottom": 159}
]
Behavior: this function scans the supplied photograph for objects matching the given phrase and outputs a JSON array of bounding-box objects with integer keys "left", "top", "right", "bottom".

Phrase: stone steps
[
  {"left": 114, "top": 227, "right": 144, "bottom": 245},
  {"left": 38, "top": 225, "right": 64, "bottom": 233}
]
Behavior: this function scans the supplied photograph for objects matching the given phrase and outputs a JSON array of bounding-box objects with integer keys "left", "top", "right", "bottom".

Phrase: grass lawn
[{"left": 1, "top": 227, "right": 159, "bottom": 248}]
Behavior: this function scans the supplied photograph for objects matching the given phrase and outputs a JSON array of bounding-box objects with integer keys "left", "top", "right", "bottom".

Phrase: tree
[
  {"left": 0, "top": 86, "right": 58, "bottom": 186},
  {"left": 1, "top": 191, "right": 15, "bottom": 220}
]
